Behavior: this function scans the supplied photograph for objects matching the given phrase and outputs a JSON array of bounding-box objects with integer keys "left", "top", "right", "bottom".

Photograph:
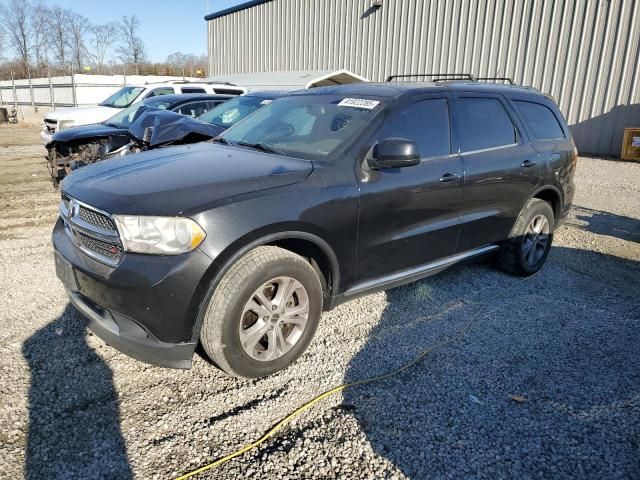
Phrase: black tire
[
  {"left": 200, "top": 246, "right": 323, "bottom": 378},
  {"left": 499, "top": 198, "right": 555, "bottom": 276}
]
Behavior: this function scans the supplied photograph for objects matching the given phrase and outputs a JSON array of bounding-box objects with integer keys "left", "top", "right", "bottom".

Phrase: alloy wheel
[{"left": 239, "top": 276, "right": 310, "bottom": 361}]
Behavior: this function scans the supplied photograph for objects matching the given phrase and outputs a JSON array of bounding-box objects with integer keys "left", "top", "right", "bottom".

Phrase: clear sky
[{"left": 2, "top": 0, "right": 248, "bottom": 62}]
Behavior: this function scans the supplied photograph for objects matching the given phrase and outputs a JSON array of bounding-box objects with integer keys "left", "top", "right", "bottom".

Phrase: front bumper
[
  {"left": 67, "top": 290, "right": 196, "bottom": 368},
  {"left": 53, "top": 217, "right": 212, "bottom": 368}
]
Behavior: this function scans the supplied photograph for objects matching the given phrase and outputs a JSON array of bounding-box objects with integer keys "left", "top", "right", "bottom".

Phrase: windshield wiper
[
  {"left": 236, "top": 141, "right": 281, "bottom": 155},
  {"left": 213, "top": 136, "right": 234, "bottom": 146}
]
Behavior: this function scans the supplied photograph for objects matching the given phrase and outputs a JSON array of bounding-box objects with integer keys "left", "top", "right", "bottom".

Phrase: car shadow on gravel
[
  {"left": 343, "top": 246, "right": 640, "bottom": 479},
  {"left": 22, "top": 305, "right": 132, "bottom": 480},
  {"left": 569, "top": 205, "right": 640, "bottom": 244}
]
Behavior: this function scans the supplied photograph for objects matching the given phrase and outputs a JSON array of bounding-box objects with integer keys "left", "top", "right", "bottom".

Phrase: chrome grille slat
[
  {"left": 60, "top": 192, "right": 123, "bottom": 266},
  {"left": 78, "top": 206, "right": 117, "bottom": 231}
]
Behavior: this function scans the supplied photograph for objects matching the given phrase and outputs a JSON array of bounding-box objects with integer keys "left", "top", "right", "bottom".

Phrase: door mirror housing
[{"left": 368, "top": 137, "right": 420, "bottom": 169}]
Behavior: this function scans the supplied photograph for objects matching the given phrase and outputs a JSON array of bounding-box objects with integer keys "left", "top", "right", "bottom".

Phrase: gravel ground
[{"left": 0, "top": 124, "right": 638, "bottom": 479}]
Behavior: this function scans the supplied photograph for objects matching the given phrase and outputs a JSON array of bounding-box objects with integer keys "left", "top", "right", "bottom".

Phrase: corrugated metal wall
[{"left": 208, "top": 0, "right": 640, "bottom": 155}]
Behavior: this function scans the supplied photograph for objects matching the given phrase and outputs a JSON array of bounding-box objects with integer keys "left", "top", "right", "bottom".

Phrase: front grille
[
  {"left": 78, "top": 206, "right": 116, "bottom": 231},
  {"left": 77, "top": 232, "right": 123, "bottom": 260},
  {"left": 60, "top": 192, "right": 123, "bottom": 266}
]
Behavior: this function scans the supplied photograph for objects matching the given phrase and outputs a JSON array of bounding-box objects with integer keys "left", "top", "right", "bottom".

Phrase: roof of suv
[
  {"left": 143, "top": 93, "right": 234, "bottom": 106},
  {"left": 287, "top": 81, "right": 545, "bottom": 100}
]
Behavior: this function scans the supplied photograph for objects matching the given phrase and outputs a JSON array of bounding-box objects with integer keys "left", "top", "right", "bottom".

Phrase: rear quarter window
[
  {"left": 514, "top": 100, "right": 565, "bottom": 140},
  {"left": 456, "top": 97, "right": 517, "bottom": 152}
]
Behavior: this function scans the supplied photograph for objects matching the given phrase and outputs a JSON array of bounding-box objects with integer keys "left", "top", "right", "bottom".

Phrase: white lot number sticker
[
  {"left": 632, "top": 136, "right": 640, "bottom": 148},
  {"left": 260, "top": 99, "right": 273, "bottom": 105},
  {"left": 338, "top": 98, "right": 380, "bottom": 110}
]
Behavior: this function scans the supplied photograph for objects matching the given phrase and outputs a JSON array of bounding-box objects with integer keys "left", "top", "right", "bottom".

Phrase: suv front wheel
[
  {"left": 200, "top": 246, "right": 323, "bottom": 378},
  {"left": 499, "top": 198, "right": 555, "bottom": 275}
]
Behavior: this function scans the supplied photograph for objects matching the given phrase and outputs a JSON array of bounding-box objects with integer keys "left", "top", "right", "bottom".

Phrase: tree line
[{"left": 0, "top": 0, "right": 207, "bottom": 80}]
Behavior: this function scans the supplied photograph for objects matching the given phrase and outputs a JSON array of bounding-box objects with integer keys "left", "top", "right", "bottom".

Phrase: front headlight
[
  {"left": 113, "top": 216, "right": 206, "bottom": 255},
  {"left": 57, "top": 120, "right": 75, "bottom": 131}
]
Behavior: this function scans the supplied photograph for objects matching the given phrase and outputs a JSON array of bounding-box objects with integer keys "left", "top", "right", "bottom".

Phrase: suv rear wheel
[
  {"left": 200, "top": 246, "right": 323, "bottom": 378},
  {"left": 499, "top": 198, "right": 554, "bottom": 275}
]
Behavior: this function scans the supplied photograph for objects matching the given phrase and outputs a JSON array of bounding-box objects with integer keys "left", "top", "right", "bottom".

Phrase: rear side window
[
  {"left": 514, "top": 100, "right": 565, "bottom": 140},
  {"left": 456, "top": 97, "right": 517, "bottom": 152},
  {"left": 180, "top": 87, "right": 206, "bottom": 94},
  {"left": 379, "top": 98, "right": 450, "bottom": 158}
]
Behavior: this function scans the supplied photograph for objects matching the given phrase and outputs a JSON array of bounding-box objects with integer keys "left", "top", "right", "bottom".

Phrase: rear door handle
[
  {"left": 439, "top": 173, "right": 462, "bottom": 182},
  {"left": 521, "top": 159, "right": 537, "bottom": 168}
]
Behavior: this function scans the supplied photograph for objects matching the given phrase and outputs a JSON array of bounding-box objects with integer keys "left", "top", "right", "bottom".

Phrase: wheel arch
[
  {"left": 187, "top": 229, "right": 341, "bottom": 343},
  {"left": 530, "top": 185, "right": 562, "bottom": 223}
]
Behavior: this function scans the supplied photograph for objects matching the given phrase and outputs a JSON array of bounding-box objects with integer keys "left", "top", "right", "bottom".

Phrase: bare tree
[
  {"left": 31, "top": 2, "right": 49, "bottom": 71},
  {"left": 48, "top": 6, "right": 71, "bottom": 67},
  {"left": 90, "top": 23, "right": 117, "bottom": 72},
  {"left": 0, "top": 0, "right": 32, "bottom": 71},
  {"left": 68, "top": 12, "right": 90, "bottom": 70},
  {"left": 116, "top": 15, "right": 147, "bottom": 74}
]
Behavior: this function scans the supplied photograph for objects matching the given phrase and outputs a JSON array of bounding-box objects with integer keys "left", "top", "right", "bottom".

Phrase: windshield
[
  {"left": 103, "top": 100, "right": 172, "bottom": 128},
  {"left": 220, "top": 95, "right": 384, "bottom": 160},
  {"left": 198, "top": 95, "right": 272, "bottom": 128},
  {"left": 100, "top": 86, "right": 145, "bottom": 108}
]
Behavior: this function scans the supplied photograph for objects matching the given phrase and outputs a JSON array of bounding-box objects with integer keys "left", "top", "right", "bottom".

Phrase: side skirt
[{"left": 327, "top": 245, "right": 500, "bottom": 308}]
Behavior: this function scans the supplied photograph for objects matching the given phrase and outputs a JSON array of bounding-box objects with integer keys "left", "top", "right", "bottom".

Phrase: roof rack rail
[
  {"left": 386, "top": 73, "right": 515, "bottom": 85},
  {"left": 476, "top": 76, "right": 513, "bottom": 84},
  {"left": 386, "top": 73, "right": 477, "bottom": 82}
]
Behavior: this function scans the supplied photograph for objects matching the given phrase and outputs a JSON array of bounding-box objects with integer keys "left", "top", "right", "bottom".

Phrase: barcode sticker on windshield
[{"left": 338, "top": 98, "right": 380, "bottom": 110}]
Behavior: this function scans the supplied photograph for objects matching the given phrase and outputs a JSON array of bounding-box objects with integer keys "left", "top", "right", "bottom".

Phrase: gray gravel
[{"left": 0, "top": 126, "right": 639, "bottom": 479}]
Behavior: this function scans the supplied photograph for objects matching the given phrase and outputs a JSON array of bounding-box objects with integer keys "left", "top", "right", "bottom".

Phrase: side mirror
[{"left": 368, "top": 137, "right": 420, "bottom": 169}]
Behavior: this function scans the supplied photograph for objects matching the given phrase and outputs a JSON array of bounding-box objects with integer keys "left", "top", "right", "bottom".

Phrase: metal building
[{"left": 206, "top": 0, "right": 640, "bottom": 155}]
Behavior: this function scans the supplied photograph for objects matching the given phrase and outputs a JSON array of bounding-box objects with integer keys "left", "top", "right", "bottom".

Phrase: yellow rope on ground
[{"left": 174, "top": 272, "right": 538, "bottom": 480}]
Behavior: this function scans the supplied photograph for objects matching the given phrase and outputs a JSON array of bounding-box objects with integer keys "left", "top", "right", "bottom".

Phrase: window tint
[
  {"left": 146, "top": 87, "right": 174, "bottom": 98},
  {"left": 514, "top": 100, "right": 565, "bottom": 140},
  {"left": 456, "top": 97, "right": 517, "bottom": 151},
  {"left": 379, "top": 98, "right": 450, "bottom": 158},
  {"left": 180, "top": 87, "right": 206, "bottom": 94}
]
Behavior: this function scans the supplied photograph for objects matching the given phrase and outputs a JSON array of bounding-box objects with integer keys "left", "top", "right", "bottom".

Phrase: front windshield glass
[
  {"left": 199, "top": 95, "right": 272, "bottom": 128},
  {"left": 100, "top": 86, "right": 145, "bottom": 108},
  {"left": 103, "top": 100, "right": 172, "bottom": 128},
  {"left": 220, "top": 95, "right": 384, "bottom": 160}
]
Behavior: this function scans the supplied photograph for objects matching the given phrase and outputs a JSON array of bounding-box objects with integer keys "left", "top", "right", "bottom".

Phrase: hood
[
  {"left": 61, "top": 142, "right": 313, "bottom": 216},
  {"left": 45, "top": 106, "right": 120, "bottom": 126},
  {"left": 128, "top": 108, "right": 224, "bottom": 147},
  {"left": 50, "top": 123, "right": 127, "bottom": 144}
]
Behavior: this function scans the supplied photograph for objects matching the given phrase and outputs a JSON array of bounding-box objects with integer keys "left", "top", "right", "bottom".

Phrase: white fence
[{"left": 0, "top": 74, "right": 199, "bottom": 108}]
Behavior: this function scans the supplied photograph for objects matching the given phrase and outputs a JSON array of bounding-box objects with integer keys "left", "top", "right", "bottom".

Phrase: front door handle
[
  {"left": 439, "top": 173, "right": 462, "bottom": 182},
  {"left": 521, "top": 159, "right": 537, "bottom": 168}
]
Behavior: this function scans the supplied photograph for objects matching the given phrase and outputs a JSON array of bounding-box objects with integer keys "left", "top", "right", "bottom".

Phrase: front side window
[
  {"left": 172, "top": 101, "right": 215, "bottom": 118},
  {"left": 199, "top": 96, "right": 272, "bottom": 128},
  {"left": 456, "top": 97, "right": 517, "bottom": 152},
  {"left": 100, "top": 86, "right": 145, "bottom": 108},
  {"left": 146, "top": 87, "right": 175, "bottom": 98},
  {"left": 514, "top": 100, "right": 565, "bottom": 140},
  {"left": 221, "top": 95, "right": 384, "bottom": 160},
  {"left": 378, "top": 98, "right": 451, "bottom": 158}
]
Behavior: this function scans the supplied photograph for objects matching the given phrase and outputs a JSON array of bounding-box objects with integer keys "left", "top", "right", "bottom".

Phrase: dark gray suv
[{"left": 53, "top": 81, "right": 577, "bottom": 377}]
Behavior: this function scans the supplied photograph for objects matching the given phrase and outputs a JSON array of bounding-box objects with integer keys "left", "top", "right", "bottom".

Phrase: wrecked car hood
[
  {"left": 61, "top": 142, "right": 313, "bottom": 217},
  {"left": 128, "top": 107, "right": 224, "bottom": 147},
  {"left": 49, "top": 123, "right": 127, "bottom": 144}
]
